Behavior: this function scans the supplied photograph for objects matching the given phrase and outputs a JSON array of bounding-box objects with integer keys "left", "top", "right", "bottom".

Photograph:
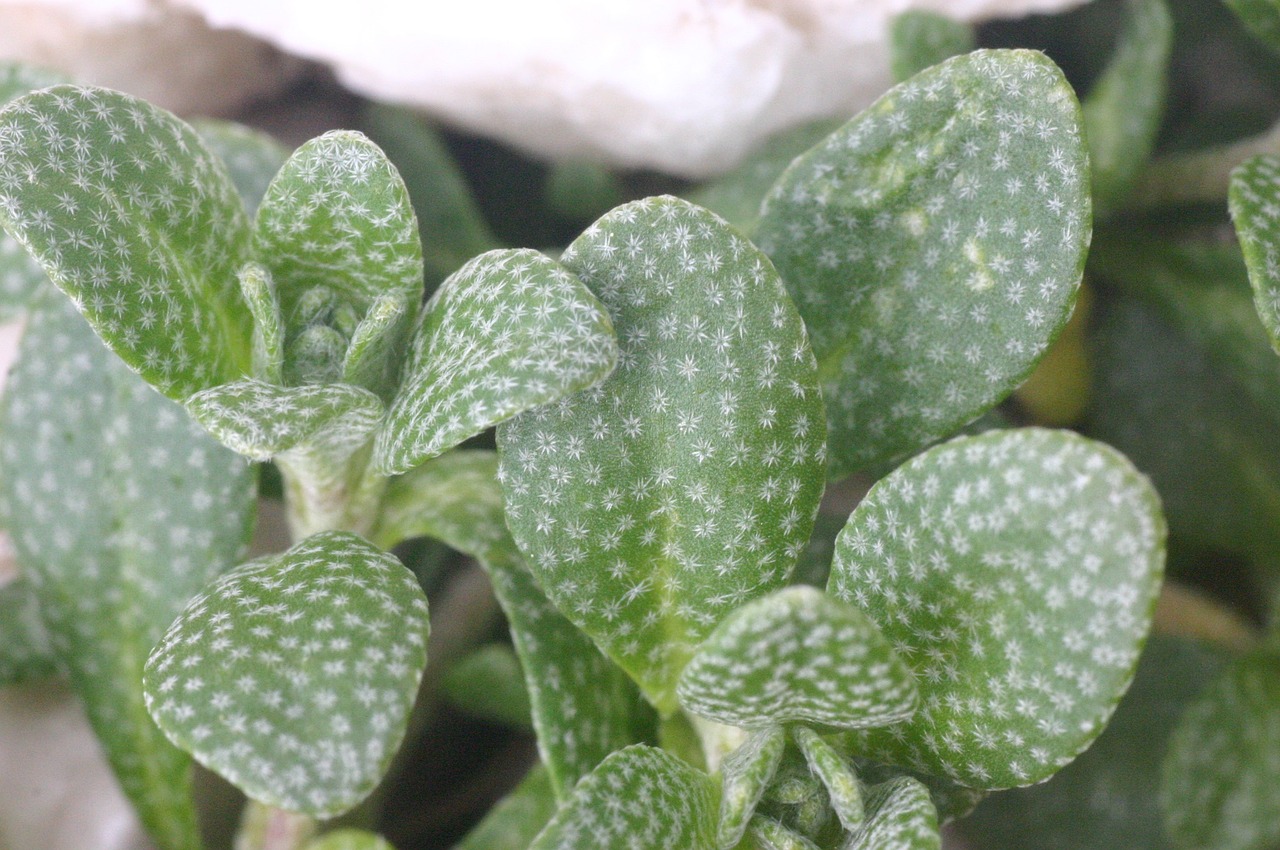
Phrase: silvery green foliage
[
  {"left": 850, "top": 761, "right": 985, "bottom": 825},
  {"left": 1226, "top": 0, "right": 1280, "bottom": 54},
  {"left": 143, "top": 531, "right": 430, "bottom": 817},
  {"left": 756, "top": 50, "right": 1089, "bottom": 477},
  {"left": 677, "top": 586, "right": 917, "bottom": 729},
  {"left": 191, "top": 119, "right": 290, "bottom": 215},
  {"left": 842, "top": 777, "right": 940, "bottom": 850},
  {"left": 375, "top": 249, "right": 618, "bottom": 475},
  {"left": 1161, "top": 651, "right": 1280, "bottom": 850},
  {"left": 0, "top": 86, "right": 254, "bottom": 399},
  {"left": 0, "top": 64, "right": 67, "bottom": 317},
  {"left": 888, "top": 11, "right": 974, "bottom": 82},
  {"left": 256, "top": 130, "right": 421, "bottom": 401},
  {"left": 239, "top": 263, "right": 285, "bottom": 383},
  {"left": 791, "top": 726, "right": 864, "bottom": 832},
  {"left": 750, "top": 815, "right": 823, "bottom": 850},
  {"left": 456, "top": 766, "right": 558, "bottom": 850},
  {"left": 829, "top": 428, "right": 1164, "bottom": 789},
  {"left": 717, "top": 726, "right": 786, "bottom": 850},
  {"left": 0, "top": 579, "right": 55, "bottom": 682},
  {"left": 1230, "top": 154, "right": 1280, "bottom": 355},
  {"left": 1080, "top": 0, "right": 1172, "bottom": 215},
  {"left": 371, "top": 451, "right": 640, "bottom": 798},
  {"left": 0, "top": 289, "right": 255, "bottom": 850},
  {"left": 499, "top": 197, "right": 827, "bottom": 713},
  {"left": 304, "top": 829, "right": 396, "bottom": 850},
  {"left": 528, "top": 745, "right": 718, "bottom": 850}
]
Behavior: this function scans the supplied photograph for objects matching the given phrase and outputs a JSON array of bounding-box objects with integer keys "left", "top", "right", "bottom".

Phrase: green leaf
[
  {"left": 0, "top": 85, "right": 254, "bottom": 399},
  {"left": 185, "top": 378, "right": 384, "bottom": 462},
  {"left": 529, "top": 745, "right": 718, "bottom": 850},
  {"left": 791, "top": 726, "right": 863, "bottom": 832},
  {"left": 305, "top": 830, "right": 396, "bottom": 850},
  {"left": 959, "top": 636, "right": 1227, "bottom": 850},
  {"left": 498, "top": 196, "right": 827, "bottom": 714},
  {"left": 1226, "top": 0, "right": 1280, "bottom": 53},
  {"left": 1081, "top": 0, "right": 1172, "bottom": 216},
  {"left": 718, "top": 726, "right": 787, "bottom": 850},
  {"left": 443, "top": 643, "right": 534, "bottom": 731},
  {"left": 1161, "top": 650, "right": 1280, "bottom": 850},
  {"left": 828, "top": 428, "right": 1165, "bottom": 789},
  {"left": 239, "top": 263, "right": 285, "bottom": 384},
  {"left": 749, "top": 815, "right": 822, "bottom": 850},
  {"left": 0, "top": 579, "right": 56, "bottom": 684},
  {"left": 888, "top": 11, "right": 975, "bottom": 82},
  {"left": 0, "top": 287, "right": 256, "bottom": 850},
  {"left": 677, "top": 586, "right": 917, "bottom": 730},
  {"left": 455, "top": 765, "right": 558, "bottom": 850},
  {"left": 0, "top": 64, "right": 69, "bottom": 318},
  {"left": 842, "top": 777, "right": 940, "bottom": 850},
  {"left": 371, "top": 450, "right": 641, "bottom": 798},
  {"left": 374, "top": 248, "right": 618, "bottom": 476},
  {"left": 1230, "top": 154, "right": 1280, "bottom": 356},
  {"left": 756, "top": 50, "right": 1089, "bottom": 477},
  {"left": 850, "top": 761, "right": 985, "bottom": 824},
  {"left": 143, "top": 531, "right": 430, "bottom": 817},
  {"left": 255, "top": 130, "right": 422, "bottom": 400},
  {"left": 360, "top": 104, "right": 500, "bottom": 288},
  {"left": 191, "top": 118, "right": 290, "bottom": 214}
]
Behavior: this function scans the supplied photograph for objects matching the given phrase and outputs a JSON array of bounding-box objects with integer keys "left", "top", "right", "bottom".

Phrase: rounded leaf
[{"left": 1230, "top": 154, "right": 1280, "bottom": 355}]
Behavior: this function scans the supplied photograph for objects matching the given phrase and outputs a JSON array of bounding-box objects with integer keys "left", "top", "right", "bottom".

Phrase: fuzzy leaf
[
  {"left": 1230, "top": 154, "right": 1280, "bottom": 356},
  {"left": 191, "top": 118, "right": 290, "bottom": 214},
  {"left": 1161, "top": 651, "right": 1280, "bottom": 850},
  {"left": 677, "top": 586, "right": 917, "bottom": 730},
  {"left": 842, "top": 777, "right": 940, "bottom": 850},
  {"left": 1081, "top": 0, "right": 1171, "bottom": 216},
  {"left": 0, "top": 579, "right": 55, "bottom": 683},
  {"left": 305, "top": 830, "right": 395, "bottom": 850},
  {"left": 1226, "top": 0, "right": 1280, "bottom": 53},
  {"left": 371, "top": 450, "right": 640, "bottom": 798},
  {"left": 0, "top": 64, "right": 68, "bottom": 318},
  {"left": 756, "top": 50, "right": 1089, "bottom": 477},
  {"left": 144, "top": 531, "right": 430, "bottom": 817},
  {"left": 255, "top": 130, "right": 422, "bottom": 400},
  {"left": 499, "top": 197, "right": 827, "bottom": 714},
  {"left": 443, "top": 643, "right": 533, "bottom": 731},
  {"left": 456, "top": 765, "right": 558, "bottom": 850},
  {"left": 0, "top": 288, "right": 256, "bottom": 850},
  {"left": 239, "top": 263, "right": 286, "bottom": 383},
  {"left": 0, "top": 85, "right": 254, "bottom": 399},
  {"left": 185, "top": 378, "right": 384, "bottom": 461},
  {"left": 529, "top": 745, "right": 718, "bottom": 850},
  {"left": 850, "top": 761, "right": 985, "bottom": 825},
  {"left": 829, "top": 428, "right": 1165, "bottom": 789},
  {"left": 718, "top": 726, "right": 787, "bottom": 850},
  {"left": 375, "top": 248, "right": 618, "bottom": 475},
  {"left": 749, "top": 815, "right": 822, "bottom": 850},
  {"left": 791, "top": 725, "right": 864, "bottom": 832},
  {"left": 889, "top": 11, "right": 975, "bottom": 82}
]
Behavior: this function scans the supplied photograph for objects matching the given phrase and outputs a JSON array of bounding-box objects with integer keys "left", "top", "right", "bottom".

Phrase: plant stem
[{"left": 234, "top": 801, "right": 317, "bottom": 850}]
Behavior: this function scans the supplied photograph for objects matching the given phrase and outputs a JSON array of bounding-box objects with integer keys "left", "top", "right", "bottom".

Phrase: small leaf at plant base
[
  {"left": 0, "top": 289, "right": 256, "bottom": 850},
  {"left": 850, "top": 761, "right": 986, "bottom": 825},
  {"left": 791, "top": 725, "right": 864, "bottom": 832},
  {"left": 677, "top": 585, "right": 917, "bottom": 730},
  {"left": 185, "top": 378, "right": 385, "bottom": 462},
  {"left": 529, "top": 745, "right": 718, "bottom": 850},
  {"left": 255, "top": 130, "right": 422, "bottom": 400},
  {"left": 374, "top": 248, "right": 618, "bottom": 475},
  {"left": 191, "top": 118, "right": 290, "bottom": 214},
  {"left": 144, "top": 531, "right": 430, "bottom": 817},
  {"left": 756, "top": 50, "right": 1089, "bottom": 477},
  {"left": 842, "top": 777, "right": 941, "bottom": 850},
  {"left": 443, "top": 643, "right": 533, "bottom": 731},
  {"left": 370, "top": 450, "right": 642, "bottom": 798},
  {"left": 1230, "top": 154, "right": 1280, "bottom": 355},
  {"left": 0, "top": 579, "right": 56, "bottom": 684},
  {"left": 1161, "top": 650, "right": 1280, "bottom": 850},
  {"left": 238, "top": 263, "right": 286, "bottom": 384},
  {"left": 829, "top": 429, "right": 1165, "bottom": 789},
  {"left": 1226, "top": 0, "right": 1280, "bottom": 54},
  {"left": 888, "top": 11, "right": 975, "bottom": 82},
  {"left": 304, "top": 829, "right": 396, "bottom": 850},
  {"left": 0, "top": 86, "right": 255, "bottom": 399},
  {"left": 749, "top": 815, "right": 823, "bottom": 850},
  {"left": 456, "top": 765, "right": 558, "bottom": 850},
  {"left": 718, "top": 726, "right": 787, "bottom": 850},
  {"left": 499, "top": 197, "right": 827, "bottom": 714}
]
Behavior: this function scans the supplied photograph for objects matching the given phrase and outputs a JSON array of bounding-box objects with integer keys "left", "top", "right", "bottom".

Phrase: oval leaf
[
  {"left": 842, "top": 777, "right": 940, "bottom": 850},
  {"left": 375, "top": 248, "right": 618, "bottom": 475},
  {"left": 498, "top": 197, "right": 827, "bottom": 713},
  {"left": 143, "top": 531, "right": 430, "bottom": 817},
  {"left": 1230, "top": 154, "right": 1280, "bottom": 355},
  {"left": 529, "top": 745, "right": 718, "bottom": 850},
  {"left": 0, "top": 85, "right": 254, "bottom": 399},
  {"left": 677, "top": 586, "right": 917, "bottom": 730},
  {"left": 1161, "top": 650, "right": 1280, "bottom": 850},
  {"left": 828, "top": 428, "right": 1165, "bottom": 789},
  {"left": 756, "top": 50, "right": 1089, "bottom": 477}
]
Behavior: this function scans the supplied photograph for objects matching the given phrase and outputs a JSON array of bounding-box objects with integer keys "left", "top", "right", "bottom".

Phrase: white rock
[{"left": 177, "top": 0, "right": 1091, "bottom": 175}]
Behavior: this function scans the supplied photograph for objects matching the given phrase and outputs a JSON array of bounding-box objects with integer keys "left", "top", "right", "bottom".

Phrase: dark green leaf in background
[
  {"left": 144, "top": 531, "right": 430, "bottom": 817},
  {"left": 756, "top": 50, "right": 1090, "bottom": 477},
  {"left": 499, "top": 197, "right": 827, "bottom": 714},
  {"left": 454, "top": 766, "right": 558, "bottom": 850},
  {"left": 442, "top": 643, "right": 533, "bottom": 731},
  {"left": 1225, "top": 0, "right": 1280, "bottom": 54},
  {"left": 829, "top": 429, "right": 1165, "bottom": 789},
  {"left": 0, "top": 288, "right": 256, "bottom": 849},
  {"left": 888, "top": 11, "right": 975, "bottom": 82}
]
